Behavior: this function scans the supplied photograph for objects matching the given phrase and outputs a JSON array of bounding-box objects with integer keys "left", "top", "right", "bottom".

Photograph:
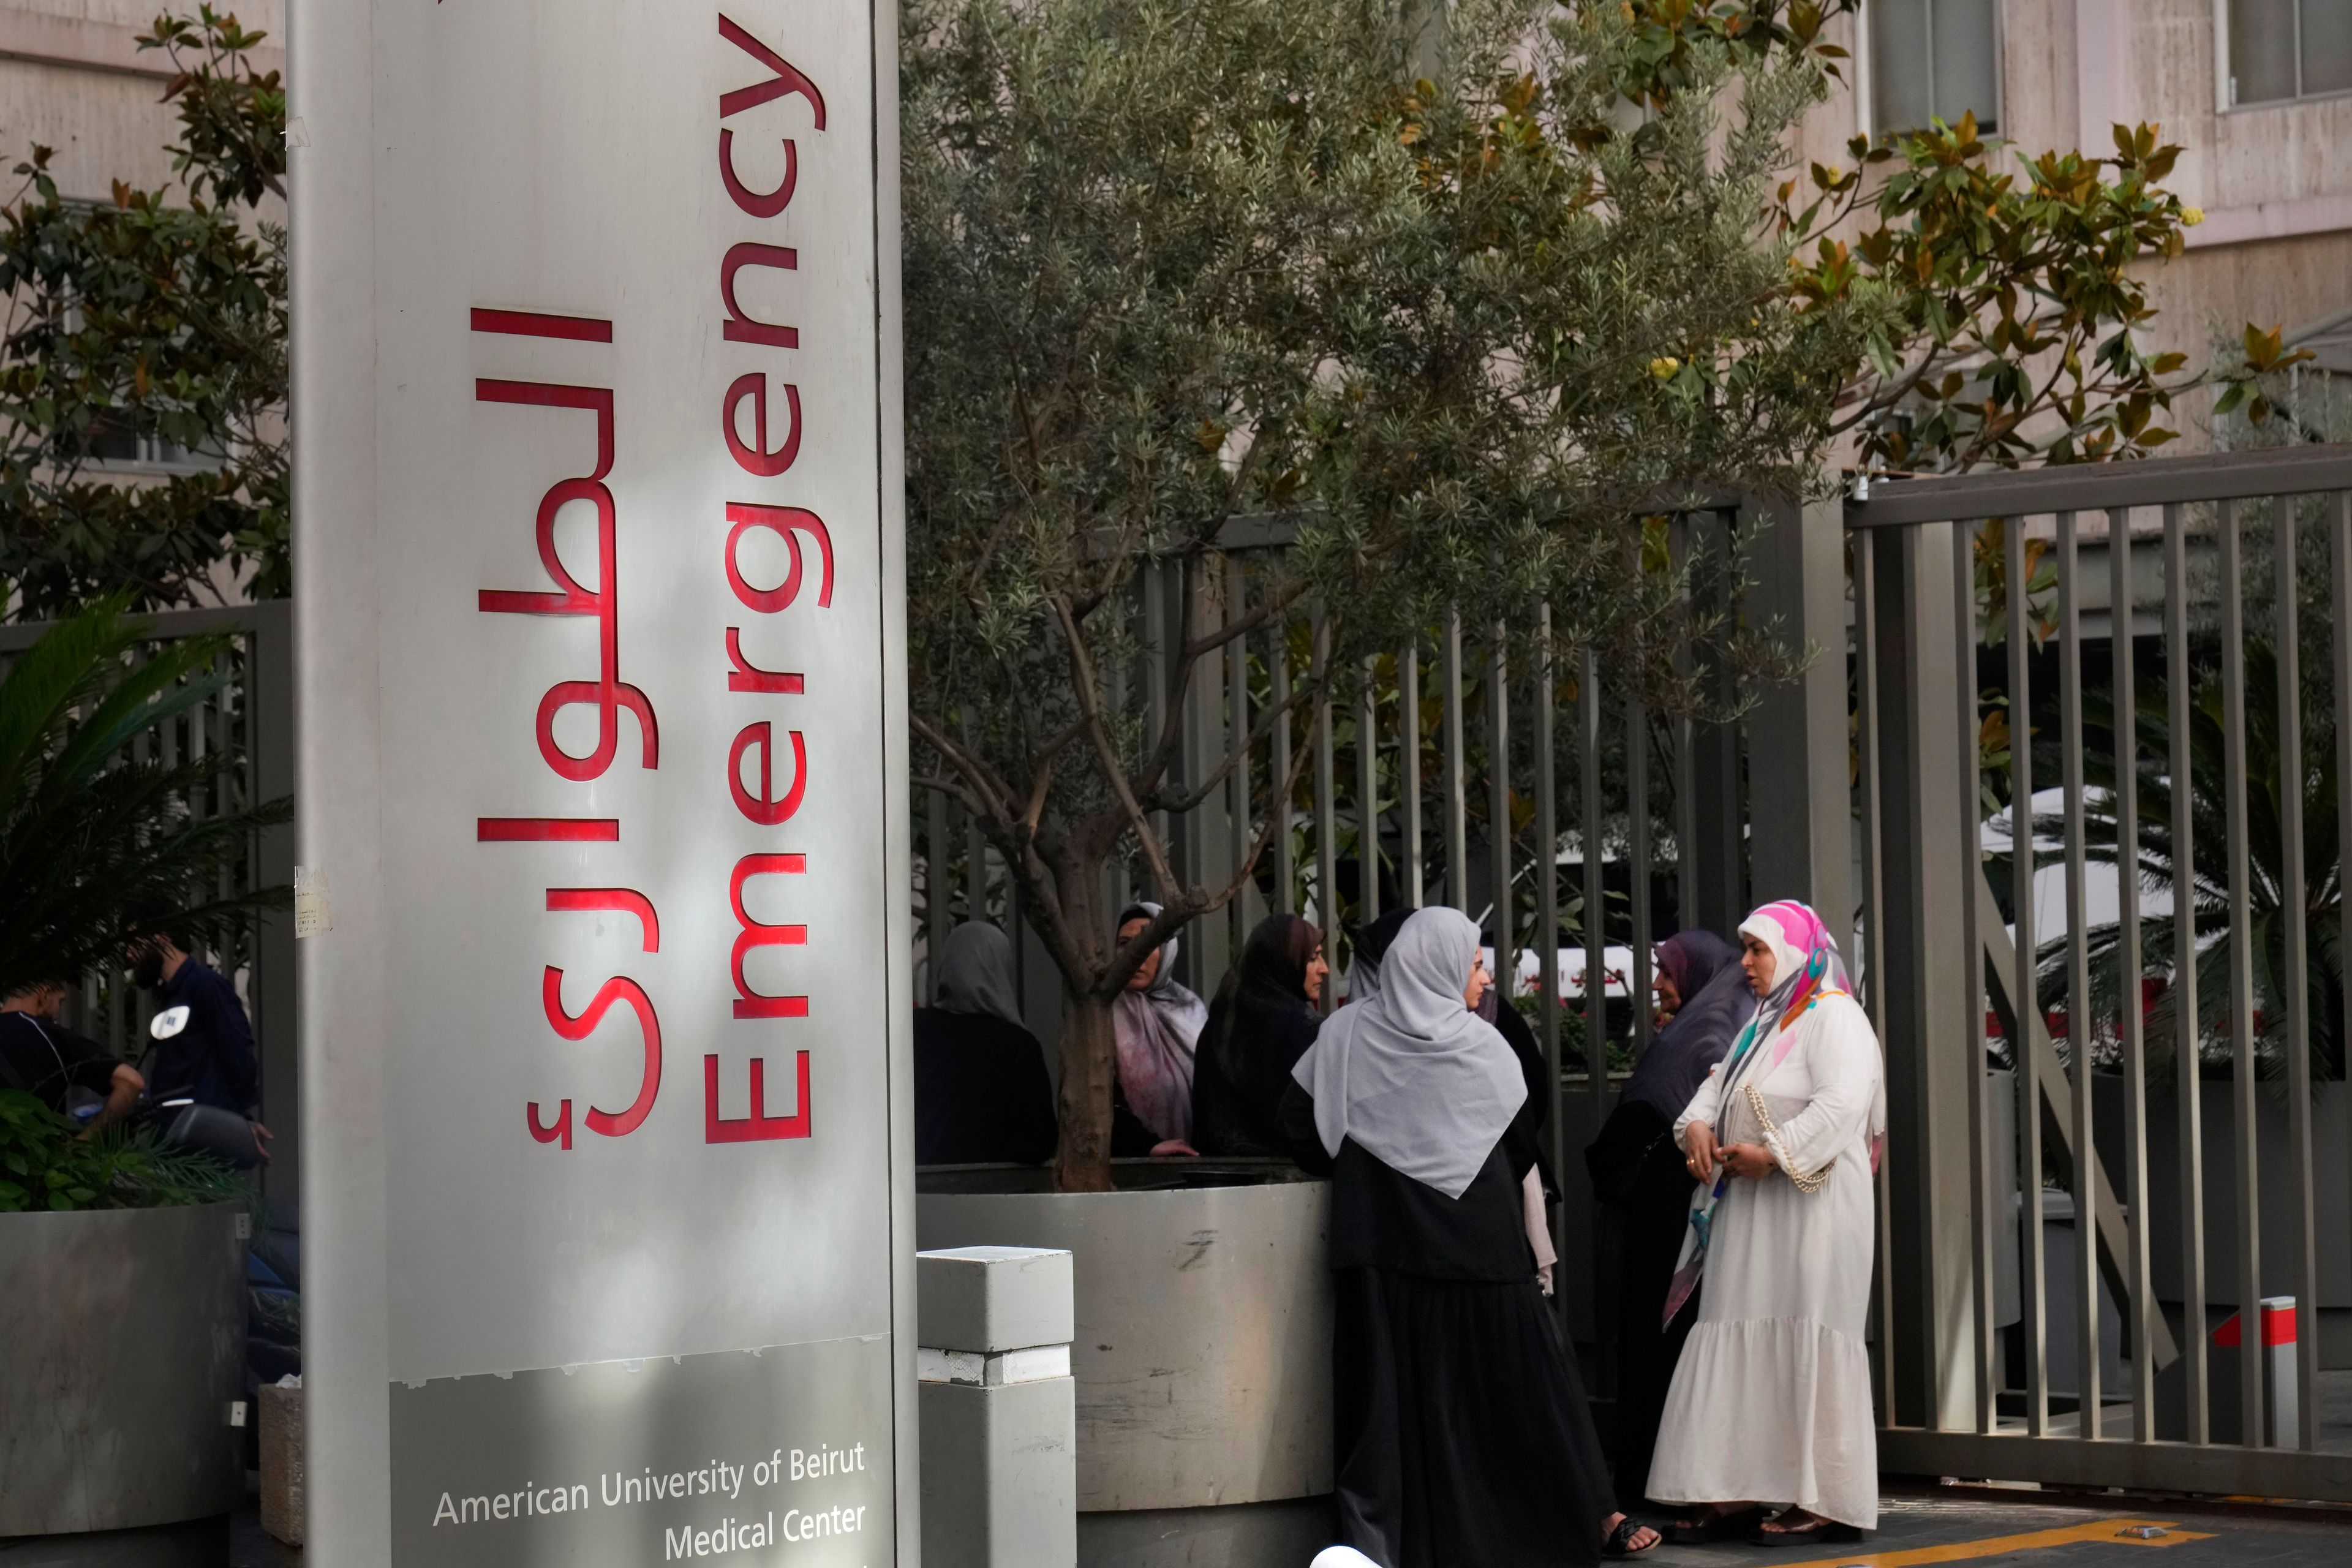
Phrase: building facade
[{"left": 1803, "top": 2, "right": 2352, "bottom": 448}]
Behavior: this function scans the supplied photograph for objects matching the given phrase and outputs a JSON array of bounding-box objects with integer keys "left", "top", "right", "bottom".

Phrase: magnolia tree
[
  {"left": 901, "top": 0, "right": 2216, "bottom": 1191},
  {"left": 0, "top": 9, "right": 285, "bottom": 617}
]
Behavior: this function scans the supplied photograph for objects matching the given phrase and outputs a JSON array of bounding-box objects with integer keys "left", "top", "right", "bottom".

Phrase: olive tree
[{"left": 902, "top": 0, "right": 2212, "bottom": 1190}]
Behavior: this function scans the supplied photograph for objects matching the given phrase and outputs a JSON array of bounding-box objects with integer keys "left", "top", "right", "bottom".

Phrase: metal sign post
[{"left": 288, "top": 2, "right": 913, "bottom": 1562}]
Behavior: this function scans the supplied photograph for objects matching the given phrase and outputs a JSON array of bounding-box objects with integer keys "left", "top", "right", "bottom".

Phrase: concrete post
[
  {"left": 1686, "top": 512, "right": 1747, "bottom": 937},
  {"left": 1743, "top": 495, "right": 1852, "bottom": 935},
  {"left": 919, "top": 1246, "right": 1077, "bottom": 1568},
  {"left": 1868, "top": 522, "right": 1981, "bottom": 1432}
]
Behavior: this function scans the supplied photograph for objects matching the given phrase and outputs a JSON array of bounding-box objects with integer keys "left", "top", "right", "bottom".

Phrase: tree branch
[
  {"left": 1050, "top": 593, "right": 1180, "bottom": 900},
  {"left": 1152, "top": 657, "right": 1322, "bottom": 816},
  {"left": 909, "top": 709, "right": 1019, "bottom": 825}
]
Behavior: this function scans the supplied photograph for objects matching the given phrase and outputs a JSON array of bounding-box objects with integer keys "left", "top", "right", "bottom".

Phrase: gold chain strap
[{"left": 1743, "top": 1085, "right": 1834, "bottom": 1194}]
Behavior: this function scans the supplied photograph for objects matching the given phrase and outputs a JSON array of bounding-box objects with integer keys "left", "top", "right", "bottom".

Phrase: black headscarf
[
  {"left": 1192, "top": 914, "right": 1323, "bottom": 1156},
  {"left": 1619, "top": 929, "right": 1744, "bottom": 1122},
  {"left": 1347, "top": 907, "right": 1414, "bottom": 1001}
]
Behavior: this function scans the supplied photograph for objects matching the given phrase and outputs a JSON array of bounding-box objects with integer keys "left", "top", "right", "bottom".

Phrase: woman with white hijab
[
  {"left": 914, "top": 924, "right": 1057, "bottom": 1165},
  {"left": 1283, "top": 907, "right": 1654, "bottom": 1565},
  {"left": 1648, "top": 900, "right": 1886, "bottom": 1548}
]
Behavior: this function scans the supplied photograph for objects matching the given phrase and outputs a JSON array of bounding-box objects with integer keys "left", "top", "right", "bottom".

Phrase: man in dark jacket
[{"left": 130, "top": 925, "right": 270, "bottom": 1157}]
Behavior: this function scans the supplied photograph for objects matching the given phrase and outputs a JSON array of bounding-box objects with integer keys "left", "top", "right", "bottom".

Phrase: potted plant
[
  {"left": 0, "top": 591, "right": 288, "bottom": 1545},
  {"left": 902, "top": 0, "right": 2218, "bottom": 1551},
  {"left": 0, "top": 1090, "right": 252, "bottom": 1541},
  {"left": 901, "top": 0, "right": 1844, "bottom": 1548}
]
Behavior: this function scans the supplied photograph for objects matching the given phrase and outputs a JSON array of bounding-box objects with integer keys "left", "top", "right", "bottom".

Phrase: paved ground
[
  {"left": 1630, "top": 1487, "right": 2352, "bottom": 1568},
  {"left": 224, "top": 1480, "right": 2352, "bottom": 1566}
]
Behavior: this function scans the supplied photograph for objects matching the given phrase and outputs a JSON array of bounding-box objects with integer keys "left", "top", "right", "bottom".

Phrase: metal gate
[
  {"left": 1852, "top": 443, "right": 2352, "bottom": 1497},
  {"left": 910, "top": 443, "right": 2352, "bottom": 1498}
]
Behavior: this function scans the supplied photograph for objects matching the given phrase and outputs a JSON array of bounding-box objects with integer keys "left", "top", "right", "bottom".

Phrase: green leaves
[
  {"left": 1781, "top": 111, "right": 2220, "bottom": 472},
  {"left": 0, "top": 1088, "right": 247, "bottom": 1213},
  {"left": 0, "top": 600, "right": 289, "bottom": 999},
  {"left": 0, "top": 9, "right": 287, "bottom": 620}
]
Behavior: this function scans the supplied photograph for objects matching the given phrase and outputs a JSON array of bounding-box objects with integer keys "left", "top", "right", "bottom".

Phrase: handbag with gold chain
[{"left": 1736, "top": 1084, "right": 1834, "bottom": 1194}]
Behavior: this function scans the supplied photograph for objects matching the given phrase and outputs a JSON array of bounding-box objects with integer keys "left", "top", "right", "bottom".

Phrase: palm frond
[{"left": 0, "top": 601, "right": 288, "bottom": 995}]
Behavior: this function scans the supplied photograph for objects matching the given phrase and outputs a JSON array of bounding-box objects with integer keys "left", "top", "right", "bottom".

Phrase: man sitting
[{"left": 0, "top": 981, "right": 143, "bottom": 1133}]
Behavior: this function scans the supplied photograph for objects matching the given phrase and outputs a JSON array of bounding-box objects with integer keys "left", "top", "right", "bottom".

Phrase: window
[
  {"left": 83, "top": 415, "right": 223, "bottom": 475},
  {"left": 1871, "top": 0, "right": 2002, "bottom": 135},
  {"left": 2228, "top": 0, "right": 2352, "bottom": 106}
]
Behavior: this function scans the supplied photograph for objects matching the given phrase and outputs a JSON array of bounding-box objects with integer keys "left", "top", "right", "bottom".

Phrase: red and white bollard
[{"left": 2213, "top": 1295, "right": 2298, "bottom": 1446}]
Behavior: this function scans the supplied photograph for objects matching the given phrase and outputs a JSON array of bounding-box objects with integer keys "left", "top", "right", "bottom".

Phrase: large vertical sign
[{"left": 289, "top": 2, "right": 911, "bottom": 1563}]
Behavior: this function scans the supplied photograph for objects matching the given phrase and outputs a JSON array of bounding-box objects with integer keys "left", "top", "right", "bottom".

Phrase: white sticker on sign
[{"left": 295, "top": 865, "right": 334, "bottom": 939}]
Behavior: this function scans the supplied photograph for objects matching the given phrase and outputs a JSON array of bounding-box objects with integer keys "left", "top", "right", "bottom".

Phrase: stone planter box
[
  {"left": 917, "top": 1161, "right": 1332, "bottom": 1566},
  {"left": 0, "top": 1202, "right": 247, "bottom": 1539}
]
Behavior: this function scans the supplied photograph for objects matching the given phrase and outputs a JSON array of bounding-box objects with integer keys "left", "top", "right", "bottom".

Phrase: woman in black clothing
[
  {"left": 1361, "top": 908, "right": 1559, "bottom": 1292},
  {"left": 1285, "top": 907, "right": 1655, "bottom": 1566},
  {"left": 914, "top": 924, "right": 1058, "bottom": 1165},
  {"left": 1193, "top": 914, "right": 1329, "bottom": 1156},
  {"left": 1581, "top": 929, "right": 1744, "bottom": 1503}
]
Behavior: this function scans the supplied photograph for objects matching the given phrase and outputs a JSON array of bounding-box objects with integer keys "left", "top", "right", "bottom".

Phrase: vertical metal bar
[
  {"left": 1444, "top": 611, "right": 1468, "bottom": 909},
  {"left": 965, "top": 795, "right": 988, "bottom": 927},
  {"left": 2331, "top": 492, "right": 2352, "bottom": 1449},
  {"left": 926, "top": 787, "right": 950, "bottom": 1001},
  {"left": 1106, "top": 585, "right": 1133, "bottom": 918},
  {"left": 1857, "top": 525, "right": 1898, "bottom": 1421},
  {"left": 1627, "top": 687, "right": 1653, "bottom": 1058},
  {"left": 2008, "top": 514, "right": 2051, "bottom": 1436},
  {"left": 1536, "top": 606, "right": 1564, "bottom": 1286},
  {"left": 2218, "top": 497, "right": 2266, "bottom": 1447},
  {"left": 1581, "top": 648, "right": 1606, "bottom": 1111},
  {"left": 1315, "top": 617, "right": 1338, "bottom": 1010},
  {"left": 1954, "top": 519, "right": 1995, "bottom": 1434},
  {"left": 1488, "top": 629, "right": 1512, "bottom": 975},
  {"left": 1230, "top": 560, "right": 1254, "bottom": 957},
  {"left": 2060, "top": 511, "right": 2103, "bottom": 1437},
  {"left": 2165, "top": 500, "right": 2209, "bottom": 1445},
  {"left": 1672, "top": 514, "right": 1698, "bottom": 930},
  {"left": 1274, "top": 631, "right": 1295, "bottom": 915},
  {"left": 2274, "top": 494, "right": 2317, "bottom": 1452},
  {"left": 1402, "top": 643, "right": 1424, "bottom": 909},
  {"left": 1144, "top": 564, "right": 1169, "bottom": 866},
  {"left": 2109, "top": 508, "right": 2155, "bottom": 1442},
  {"left": 1360, "top": 655, "right": 1381, "bottom": 936}
]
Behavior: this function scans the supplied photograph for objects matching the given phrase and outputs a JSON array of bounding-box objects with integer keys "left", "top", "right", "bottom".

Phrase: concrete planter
[
  {"left": 0, "top": 1202, "right": 247, "bottom": 1538},
  {"left": 917, "top": 1161, "right": 1332, "bottom": 1564}
]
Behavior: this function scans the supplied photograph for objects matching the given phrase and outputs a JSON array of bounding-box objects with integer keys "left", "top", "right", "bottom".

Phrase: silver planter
[
  {"left": 0, "top": 1202, "right": 247, "bottom": 1535},
  {"left": 916, "top": 1161, "right": 1333, "bottom": 1513}
]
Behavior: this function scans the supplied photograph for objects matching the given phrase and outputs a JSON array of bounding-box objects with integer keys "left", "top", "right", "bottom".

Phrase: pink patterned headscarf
[{"left": 1738, "top": 899, "right": 1850, "bottom": 1031}]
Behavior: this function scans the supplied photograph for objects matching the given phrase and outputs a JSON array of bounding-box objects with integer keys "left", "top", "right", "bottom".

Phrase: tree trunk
[{"left": 1054, "top": 986, "right": 1120, "bottom": 1193}]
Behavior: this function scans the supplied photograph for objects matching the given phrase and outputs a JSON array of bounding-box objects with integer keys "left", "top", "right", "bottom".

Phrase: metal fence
[
  {"left": 0, "top": 600, "right": 297, "bottom": 1218},
  {"left": 913, "top": 498, "right": 1828, "bottom": 1360},
  {"left": 1853, "top": 443, "right": 2352, "bottom": 1498},
  {"left": 916, "top": 442, "right": 2352, "bottom": 1499}
]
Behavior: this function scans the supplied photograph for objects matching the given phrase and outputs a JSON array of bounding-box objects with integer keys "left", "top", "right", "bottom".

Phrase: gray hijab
[
  {"left": 933, "top": 923, "right": 1023, "bottom": 1027},
  {"left": 1291, "top": 907, "right": 1528, "bottom": 1199}
]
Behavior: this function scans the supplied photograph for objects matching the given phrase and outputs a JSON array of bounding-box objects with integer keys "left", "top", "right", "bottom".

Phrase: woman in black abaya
[
  {"left": 1581, "top": 929, "right": 1745, "bottom": 1502},
  {"left": 1284, "top": 907, "right": 1655, "bottom": 1566},
  {"left": 914, "top": 924, "right": 1058, "bottom": 1165},
  {"left": 1192, "top": 914, "right": 1327, "bottom": 1156}
]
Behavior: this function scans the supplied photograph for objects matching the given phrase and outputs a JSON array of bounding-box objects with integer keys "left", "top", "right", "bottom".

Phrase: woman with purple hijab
[{"left": 1582, "top": 929, "right": 1745, "bottom": 1502}]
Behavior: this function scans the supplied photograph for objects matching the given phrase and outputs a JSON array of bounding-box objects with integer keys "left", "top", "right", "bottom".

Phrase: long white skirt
[{"left": 1644, "top": 1152, "right": 1879, "bottom": 1528}]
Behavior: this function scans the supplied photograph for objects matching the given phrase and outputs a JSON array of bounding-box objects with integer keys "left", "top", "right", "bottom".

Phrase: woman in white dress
[{"left": 1646, "top": 899, "right": 1885, "bottom": 1549}]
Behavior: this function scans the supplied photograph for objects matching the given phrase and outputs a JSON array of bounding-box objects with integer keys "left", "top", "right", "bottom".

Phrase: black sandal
[
  {"left": 1601, "top": 1517, "right": 1659, "bottom": 1558},
  {"left": 1747, "top": 1512, "right": 1863, "bottom": 1548},
  {"left": 1663, "top": 1505, "right": 1763, "bottom": 1545}
]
